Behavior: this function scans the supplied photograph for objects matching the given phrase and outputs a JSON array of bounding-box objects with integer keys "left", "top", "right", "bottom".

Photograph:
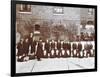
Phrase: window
[
  {"left": 19, "top": 4, "right": 31, "bottom": 13},
  {"left": 88, "top": 8, "right": 93, "bottom": 15},
  {"left": 53, "top": 7, "right": 64, "bottom": 15}
]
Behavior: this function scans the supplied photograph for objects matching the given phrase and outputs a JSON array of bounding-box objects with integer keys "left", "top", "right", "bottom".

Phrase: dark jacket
[
  {"left": 17, "top": 42, "right": 24, "bottom": 56},
  {"left": 36, "top": 42, "right": 43, "bottom": 57},
  {"left": 89, "top": 44, "right": 93, "bottom": 49},
  {"left": 28, "top": 37, "right": 33, "bottom": 46},
  {"left": 23, "top": 41, "right": 29, "bottom": 54},
  {"left": 51, "top": 42, "right": 55, "bottom": 49},
  {"left": 78, "top": 43, "right": 82, "bottom": 51},
  {"left": 72, "top": 43, "right": 77, "bottom": 50},
  {"left": 45, "top": 42, "right": 50, "bottom": 50},
  {"left": 63, "top": 42, "right": 68, "bottom": 50},
  {"left": 31, "top": 40, "right": 37, "bottom": 53},
  {"left": 57, "top": 42, "right": 61, "bottom": 50},
  {"left": 68, "top": 43, "right": 71, "bottom": 50}
]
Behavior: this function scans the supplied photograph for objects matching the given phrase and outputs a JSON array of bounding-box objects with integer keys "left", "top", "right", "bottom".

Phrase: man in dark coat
[
  {"left": 72, "top": 43, "right": 77, "bottom": 57},
  {"left": 17, "top": 38, "right": 24, "bottom": 62},
  {"left": 56, "top": 40, "right": 62, "bottom": 57},
  {"left": 67, "top": 42, "right": 71, "bottom": 57},
  {"left": 88, "top": 43, "right": 93, "bottom": 57},
  {"left": 63, "top": 42, "right": 67, "bottom": 51},
  {"left": 59, "top": 41, "right": 67, "bottom": 58},
  {"left": 29, "top": 40, "right": 37, "bottom": 60},
  {"left": 77, "top": 42, "right": 83, "bottom": 58},
  {"left": 51, "top": 40, "right": 55, "bottom": 49},
  {"left": 23, "top": 38, "right": 30, "bottom": 56},
  {"left": 84, "top": 43, "right": 91, "bottom": 57},
  {"left": 31, "top": 40, "right": 37, "bottom": 54},
  {"left": 72, "top": 43, "right": 77, "bottom": 50},
  {"left": 36, "top": 40, "right": 43, "bottom": 61},
  {"left": 50, "top": 40, "right": 56, "bottom": 58},
  {"left": 28, "top": 33, "right": 37, "bottom": 60},
  {"left": 86, "top": 44, "right": 93, "bottom": 57},
  {"left": 57, "top": 40, "right": 61, "bottom": 50},
  {"left": 28, "top": 33, "right": 33, "bottom": 53},
  {"left": 44, "top": 40, "right": 50, "bottom": 58},
  {"left": 86, "top": 43, "right": 90, "bottom": 57},
  {"left": 83, "top": 43, "right": 88, "bottom": 57}
]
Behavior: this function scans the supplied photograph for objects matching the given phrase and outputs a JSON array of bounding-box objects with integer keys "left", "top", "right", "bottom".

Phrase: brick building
[{"left": 16, "top": 4, "right": 95, "bottom": 42}]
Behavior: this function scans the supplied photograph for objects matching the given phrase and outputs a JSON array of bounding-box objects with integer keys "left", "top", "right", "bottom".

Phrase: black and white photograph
[{"left": 11, "top": 0, "right": 97, "bottom": 76}]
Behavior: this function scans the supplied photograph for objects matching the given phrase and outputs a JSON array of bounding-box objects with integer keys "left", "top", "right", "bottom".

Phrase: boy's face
[
  {"left": 52, "top": 40, "right": 54, "bottom": 43},
  {"left": 46, "top": 40, "right": 48, "bottom": 42},
  {"left": 26, "top": 38, "right": 28, "bottom": 42},
  {"left": 40, "top": 40, "right": 42, "bottom": 42}
]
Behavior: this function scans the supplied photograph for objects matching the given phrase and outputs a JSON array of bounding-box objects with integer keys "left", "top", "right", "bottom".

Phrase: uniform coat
[
  {"left": 36, "top": 42, "right": 43, "bottom": 59},
  {"left": 77, "top": 43, "right": 82, "bottom": 57},
  {"left": 63, "top": 42, "right": 68, "bottom": 50},
  {"left": 72, "top": 43, "right": 77, "bottom": 50},
  {"left": 72, "top": 43, "right": 77, "bottom": 57},
  {"left": 50, "top": 42, "right": 55, "bottom": 49},
  {"left": 66, "top": 43, "right": 71, "bottom": 57},
  {"left": 31, "top": 40, "right": 37, "bottom": 53},
  {"left": 57, "top": 42, "right": 62, "bottom": 57},
  {"left": 77, "top": 43, "right": 82, "bottom": 51},
  {"left": 23, "top": 41, "right": 30, "bottom": 56},
  {"left": 44, "top": 42, "right": 50, "bottom": 58},
  {"left": 45, "top": 42, "right": 50, "bottom": 53},
  {"left": 17, "top": 42, "right": 24, "bottom": 56}
]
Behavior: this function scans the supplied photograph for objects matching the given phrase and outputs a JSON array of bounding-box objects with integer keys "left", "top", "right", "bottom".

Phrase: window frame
[{"left": 18, "top": 4, "right": 32, "bottom": 14}]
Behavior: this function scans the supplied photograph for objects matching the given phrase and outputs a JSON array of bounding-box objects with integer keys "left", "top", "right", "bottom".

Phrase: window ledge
[
  {"left": 18, "top": 11, "right": 32, "bottom": 14},
  {"left": 53, "top": 14, "right": 64, "bottom": 15}
]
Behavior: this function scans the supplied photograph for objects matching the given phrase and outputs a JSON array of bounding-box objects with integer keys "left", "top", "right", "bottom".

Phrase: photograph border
[{"left": 11, "top": 0, "right": 97, "bottom": 76}]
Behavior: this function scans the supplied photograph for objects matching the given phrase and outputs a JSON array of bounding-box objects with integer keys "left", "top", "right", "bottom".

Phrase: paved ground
[{"left": 16, "top": 57, "right": 95, "bottom": 73}]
